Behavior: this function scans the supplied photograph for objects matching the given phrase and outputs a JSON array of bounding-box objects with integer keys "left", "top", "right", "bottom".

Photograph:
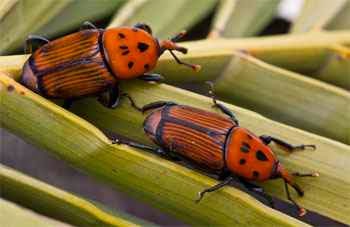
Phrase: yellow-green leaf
[
  {"left": 326, "top": 0, "right": 350, "bottom": 30},
  {"left": 290, "top": 0, "right": 347, "bottom": 33},
  {"left": 0, "top": 198, "right": 72, "bottom": 227},
  {"left": 0, "top": 164, "right": 154, "bottom": 227},
  {"left": 108, "top": 0, "right": 217, "bottom": 39},
  {"left": 0, "top": 72, "right": 309, "bottom": 226},
  {"left": 311, "top": 45, "right": 350, "bottom": 90},
  {"left": 214, "top": 52, "right": 350, "bottom": 144},
  {"left": 36, "top": 0, "right": 125, "bottom": 38},
  {"left": 209, "top": 0, "right": 280, "bottom": 38}
]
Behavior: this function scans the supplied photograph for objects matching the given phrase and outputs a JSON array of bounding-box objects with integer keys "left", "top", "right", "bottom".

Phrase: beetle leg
[
  {"left": 167, "top": 140, "right": 183, "bottom": 161},
  {"left": 133, "top": 23, "right": 152, "bottom": 34},
  {"left": 112, "top": 138, "right": 171, "bottom": 157},
  {"left": 195, "top": 176, "right": 234, "bottom": 203},
  {"left": 80, "top": 21, "right": 97, "bottom": 30},
  {"left": 237, "top": 178, "right": 274, "bottom": 208},
  {"left": 292, "top": 172, "right": 319, "bottom": 177},
  {"left": 284, "top": 180, "right": 307, "bottom": 217},
  {"left": 121, "top": 93, "right": 143, "bottom": 112},
  {"left": 63, "top": 99, "right": 74, "bottom": 109},
  {"left": 107, "top": 86, "right": 120, "bottom": 109},
  {"left": 138, "top": 73, "right": 164, "bottom": 82},
  {"left": 98, "top": 84, "right": 120, "bottom": 109},
  {"left": 168, "top": 50, "right": 201, "bottom": 71},
  {"left": 141, "top": 101, "right": 177, "bottom": 113},
  {"left": 24, "top": 35, "right": 50, "bottom": 54},
  {"left": 259, "top": 135, "right": 316, "bottom": 152},
  {"left": 218, "top": 169, "right": 231, "bottom": 180},
  {"left": 206, "top": 81, "right": 239, "bottom": 125}
]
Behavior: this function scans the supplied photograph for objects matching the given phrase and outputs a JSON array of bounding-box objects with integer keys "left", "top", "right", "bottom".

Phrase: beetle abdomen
[
  {"left": 21, "top": 30, "right": 116, "bottom": 98},
  {"left": 144, "top": 105, "right": 235, "bottom": 171}
]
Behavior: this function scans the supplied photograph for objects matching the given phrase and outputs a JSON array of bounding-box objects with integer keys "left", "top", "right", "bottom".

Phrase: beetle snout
[{"left": 159, "top": 40, "right": 187, "bottom": 55}]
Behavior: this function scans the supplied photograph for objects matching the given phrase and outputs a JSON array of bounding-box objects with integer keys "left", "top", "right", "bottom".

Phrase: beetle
[
  {"left": 21, "top": 22, "right": 200, "bottom": 108},
  {"left": 116, "top": 82, "right": 318, "bottom": 217}
]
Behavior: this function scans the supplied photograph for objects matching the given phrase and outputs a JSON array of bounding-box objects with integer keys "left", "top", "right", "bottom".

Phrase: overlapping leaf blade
[
  {"left": 291, "top": 0, "right": 347, "bottom": 33},
  {"left": 108, "top": 0, "right": 217, "bottom": 39},
  {"left": 0, "top": 0, "right": 71, "bottom": 54},
  {"left": 0, "top": 198, "right": 72, "bottom": 227},
  {"left": 209, "top": 0, "right": 280, "bottom": 38}
]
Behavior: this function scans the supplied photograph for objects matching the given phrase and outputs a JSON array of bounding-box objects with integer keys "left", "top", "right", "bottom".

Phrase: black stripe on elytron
[
  {"left": 143, "top": 102, "right": 177, "bottom": 139},
  {"left": 35, "top": 48, "right": 101, "bottom": 77},
  {"left": 161, "top": 112, "right": 227, "bottom": 147},
  {"left": 98, "top": 30, "right": 118, "bottom": 80},
  {"left": 28, "top": 55, "right": 39, "bottom": 75},
  {"left": 28, "top": 56, "right": 48, "bottom": 96},
  {"left": 143, "top": 114, "right": 155, "bottom": 136},
  {"left": 154, "top": 104, "right": 170, "bottom": 147},
  {"left": 165, "top": 116, "right": 227, "bottom": 138}
]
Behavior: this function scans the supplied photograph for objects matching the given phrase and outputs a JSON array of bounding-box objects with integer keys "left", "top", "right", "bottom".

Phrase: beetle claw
[
  {"left": 298, "top": 208, "right": 307, "bottom": 217},
  {"left": 195, "top": 192, "right": 204, "bottom": 203},
  {"left": 304, "top": 144, "right": 316, "bottom": 150},
  {"left": 112, "top": 138, "right": 121, "bottom": 144}
]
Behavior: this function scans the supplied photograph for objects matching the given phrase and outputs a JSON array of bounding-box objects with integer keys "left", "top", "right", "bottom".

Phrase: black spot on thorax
[
  {"left": 240, "top": 142, "right": 250, "bottom": 153},
  {"left": 242, "top": 142, "right": 251, "bottom": 149},
  {"left": 256, "top": 150, "right": 268, "bottom": 161},
  {"left": 122, "top": 50, "right": 130, "bottom": 55},
  {"left": 118, "top": 33, "right": 126, "bottom": 39},
  {"left": 239, "top": 159, "right": 246, "bottom": 165},
  {"left": 137, "top": 42, "right": 149, "bottom": 52},
  {"left": 128, "top": 61, "right": 134, "bottom": 69},
  {"left": 253, "top": 171, "right": 259, "bottom": 178}
]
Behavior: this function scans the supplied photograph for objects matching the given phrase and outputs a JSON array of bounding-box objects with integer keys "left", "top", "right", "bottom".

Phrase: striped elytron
[
  {"left": 21, "top": 22, "right": 199, "bottom": 108},
  {"left": 117, "top": 83, "right": 319, "bottom": 217}
]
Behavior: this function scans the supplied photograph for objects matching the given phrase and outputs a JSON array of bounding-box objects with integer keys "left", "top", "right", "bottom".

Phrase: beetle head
[{"left": 132, "top": 23, "right": 200, "bottom": 72}]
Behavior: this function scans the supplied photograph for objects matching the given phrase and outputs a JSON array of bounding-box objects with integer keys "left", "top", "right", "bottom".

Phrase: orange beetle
[
  {"left": 116, "top": 82, "right": 318, "bottom": 217},
  {"left": 21, "top": 22, "right": 199, "bottom": 108}
]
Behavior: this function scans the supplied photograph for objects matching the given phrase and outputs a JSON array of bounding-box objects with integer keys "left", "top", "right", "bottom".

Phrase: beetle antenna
[
  {"left": 169, "top": 50, "right": 201, "bottom": 72},
  {"left": 276, "top": 163, "right": 304, "bottom": 196},
  {"left": 159, "top": 31, "right": 201, "bottom": 72},
  {"left": 121, "top": 93, "right": 143, "bottom": 112},
  {"left": 170, "top": 30, "right": 187, "bottom": 42},
  {"left": 275, "top": 163, "right": 307, "bottom": 216},
  {"left": 206, "top": 81, "right": 218, "bottom": 105}
]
